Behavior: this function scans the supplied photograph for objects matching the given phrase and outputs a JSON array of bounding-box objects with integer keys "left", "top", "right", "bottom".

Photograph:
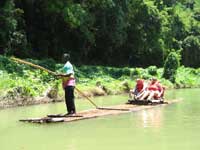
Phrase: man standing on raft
[{"left": 57, "top": 53, "right": 76, "bottom": 115}]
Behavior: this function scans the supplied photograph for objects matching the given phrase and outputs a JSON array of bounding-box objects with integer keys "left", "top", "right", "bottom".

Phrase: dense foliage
[
  {"left": 162, "top": 51, "right": 180, "bottom": 83},
  {"left": 0, "top": 0, "right": 199, "bottom": 67},
  {"left": 0, "top": 56, "right": 199, "bottom": 101}
]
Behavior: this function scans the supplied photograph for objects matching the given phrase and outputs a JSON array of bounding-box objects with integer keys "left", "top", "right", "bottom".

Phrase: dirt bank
[
  {"left": 0, "top": 96, "right": 63, "bottom": 109},
  {"left": 0, "top": 85, "right": 129, "bottom": 109}
]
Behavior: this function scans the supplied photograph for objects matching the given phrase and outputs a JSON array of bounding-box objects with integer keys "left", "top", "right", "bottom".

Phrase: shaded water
[{"left": 0, "top": 89, "right": 200, "bottom": 150}]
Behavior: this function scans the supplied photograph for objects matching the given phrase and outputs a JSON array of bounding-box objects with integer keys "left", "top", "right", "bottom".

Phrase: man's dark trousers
[{"left": 65, "top": 86, "right": 76, "bottom": 113}]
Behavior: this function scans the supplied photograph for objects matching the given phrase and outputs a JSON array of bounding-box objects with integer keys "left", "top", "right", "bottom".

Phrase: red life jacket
[
  {"left": 136, "top": 79, "right": 144, "bottom": 92},
  {"left": 148, "top": 81, "right": 159, "bottom": 91},
  {"left": 153, "top": 82, "right": 165, "bottom": 99},
  {"left": 156, "top": 82, "right": 162, "bottom": 92}
]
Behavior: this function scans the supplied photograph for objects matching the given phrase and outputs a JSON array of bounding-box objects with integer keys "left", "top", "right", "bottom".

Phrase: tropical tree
[
  {"left": 182, "top": 35, "right": 200, "bottom": 68},
  {"left": 163, "top": 51, "right": 180, "bottom": 83}
]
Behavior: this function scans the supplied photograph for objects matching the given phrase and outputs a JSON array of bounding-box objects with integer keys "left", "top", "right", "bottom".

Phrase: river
[{"left": 0, "top": 89, "right": 200, "bottom": 150}]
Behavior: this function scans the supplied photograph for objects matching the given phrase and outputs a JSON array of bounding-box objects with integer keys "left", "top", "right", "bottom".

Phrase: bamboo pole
[
  {"left": 11, "top": 57, "right": 58, "bottom": 76},
  {"left": 75, "top": 87, "right": 99, "bottom": 108},
  {"left": 11, "top": 57, "right": 129, "bottom": 111},
  {"left": 75, "top": 87, "right": 129, "bottom": 111},
  {"left": 10, "top": 57, "right": 101, "bottom": 108}
]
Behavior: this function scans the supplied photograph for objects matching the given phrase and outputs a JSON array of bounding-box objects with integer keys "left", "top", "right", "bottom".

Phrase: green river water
[{"left": 0, "top": 89, "right": 200, "bottom": 150}]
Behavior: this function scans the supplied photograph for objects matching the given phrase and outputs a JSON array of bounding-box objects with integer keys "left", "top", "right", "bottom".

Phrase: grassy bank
[{"left": 0, "top": 56, "right": 200, "bottom": 108}]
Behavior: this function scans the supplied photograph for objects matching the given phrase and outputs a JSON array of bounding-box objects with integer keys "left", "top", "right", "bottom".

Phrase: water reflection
[
  {"left": 66, "top": 139, "right": 77, "bottom": 150},
  {"left": 136, "top": 108, "right": 163, "bottom": 129}
]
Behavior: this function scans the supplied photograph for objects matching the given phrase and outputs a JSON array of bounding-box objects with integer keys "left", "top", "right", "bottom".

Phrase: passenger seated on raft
[
  {"left": 151, "top": 81, "right": 165, "bottom": 101},
  {"left": 139, "top": 78, "right": 165, "bottom": 101},
  {"left": 129, "top": 79, "right": 148, "bottom": 100}
]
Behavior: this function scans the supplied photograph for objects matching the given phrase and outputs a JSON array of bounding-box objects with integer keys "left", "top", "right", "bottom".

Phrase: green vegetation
[
  {"left": 0, "top": 0, "right": 199, "bottom": 68},
  {"left": 0, "top": 56, "right": 199, "bottom": 103},
  {"left": 1, "top": 0, "right": 200, "bottom": 106},
  {"left": 163, "top": 51, "right": 180, "bottom": 83},
  {"left": 0, "top": 56, "right": 55, "bottom": 99}
]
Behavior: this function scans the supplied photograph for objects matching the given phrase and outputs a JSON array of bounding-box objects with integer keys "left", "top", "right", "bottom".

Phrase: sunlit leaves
[{"left": 62, "top": 4, "right": 88, "bottom": 29}]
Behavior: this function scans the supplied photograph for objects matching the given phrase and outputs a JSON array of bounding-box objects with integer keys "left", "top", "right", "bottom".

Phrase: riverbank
[{"left": 0, "top": 56, "right": 200, "bottom": 109}]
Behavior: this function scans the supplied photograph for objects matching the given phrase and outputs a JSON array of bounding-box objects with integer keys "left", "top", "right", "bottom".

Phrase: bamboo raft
[
  {"left": 19, "top": 99, "right": 179, "bottom": 123},
  {"left": 11, "top": 57, "right": 180, "bottom": 124}
]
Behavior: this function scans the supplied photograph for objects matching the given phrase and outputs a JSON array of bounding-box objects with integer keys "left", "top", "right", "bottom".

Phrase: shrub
[
  {"left": 148, "top": 66, "right": 158, "bottom": 75},
  {"left": 131, "top": 68, "right": 141, "bottom": 76},
  {"left": 162, "top": 51, "right": 180, "bottom": 83}
]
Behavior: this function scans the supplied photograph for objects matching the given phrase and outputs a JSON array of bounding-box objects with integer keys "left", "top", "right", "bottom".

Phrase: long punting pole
[
  {"left": 11, "top": 57, "right": 57, "bottom": 76},
  {"left": 11, "top": 57, "right": 129, "bottom": 111},
  {"left": 75, "top": 87, "right": 129, "bottom": 111}
]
